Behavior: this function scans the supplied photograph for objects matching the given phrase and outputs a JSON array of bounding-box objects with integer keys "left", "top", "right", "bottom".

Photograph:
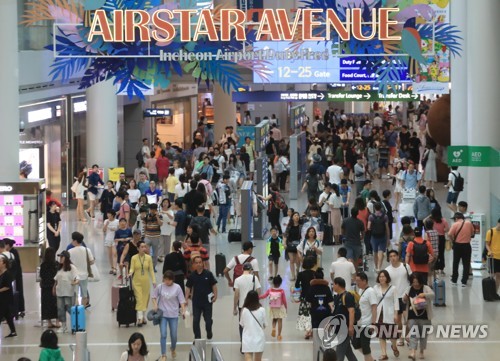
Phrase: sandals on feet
[{"left": 392, "top": 345, "right": 400, "bottom": 357}]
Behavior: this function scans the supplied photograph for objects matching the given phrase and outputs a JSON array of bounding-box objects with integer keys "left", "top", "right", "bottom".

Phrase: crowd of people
[{"left": 1, "top": 101, "right": 499, "bottom": 361}]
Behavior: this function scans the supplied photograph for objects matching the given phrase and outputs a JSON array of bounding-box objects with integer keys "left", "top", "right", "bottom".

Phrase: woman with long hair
[
  {"left": 298, "top": 227, "right": 323, "bottom": 267},
  {"left": 295, "top": 256, "right": 316, "bottom": 339},
  {"left": 374, "top": 270, "right": 400, "bottom": 360},
  {"left": 0, "top": 256, "right": 17, "bottom": 337},
  {"left": 162, "top": 241, "right": 188, "bottom": 295},
  {"left": 152, "top": 271, "right": 186, "bottom": 361},
  {"left": 46, "top": 201, "right": 62, "bottom": 252},
  {"left": 40, "top": 247, "right": 59, "bottom": 328},
  {"left": 283, "top": 212, "right": 302, "bottom": 280},
  {"left": 428, "top": 208, "right": 449, "bottom": 274},
  {"left": 327, "top": 184, "right": 343, "bottom": 244},
  {"left": 389, "top": 161, "right": 405, "bottom": 210},
  {"left": 174, "top": 174, "right": 189, "bottom": 202},
  {"left": 159, "top": 198, "right": 175, "bottom": 262},
  {"left": 240, "top": 290, "right": 267, "bottom": 361},
  {"left": 75, "top": 166, "right": 88, "bottom": 222},
  {"left": 129, "top": 241, "right": 157, "bottom": 326},
  {"left": 120, "top": 332, "right": 149, "bottom": 361},
  {"left": 53, "top": 250, "right": 79, "bottom": 333},
  {"left": 403, "top": 274, "right": 434, "bottom": 360},
  {"left": 127, "top": 179, "right": 141, "bottom": 209}
]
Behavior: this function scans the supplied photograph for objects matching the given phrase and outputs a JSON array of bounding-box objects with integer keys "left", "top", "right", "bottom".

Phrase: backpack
[
  {"left": 135, "top": 150, "right": 143, "bottom": 162},
  {"left": 269, "top": 290, "right": 283, "bottom": 308},
  {"left": 341, "top": 290, "right": 362, "bottom": 323},
  {"left": 271, "top": 191, "right": 287, "bottom": 210},
  {"left": 412, "top": 240, "right": 429, "bottom": 265},
  {"left": 211, "top": 189, "right": 219, "bottom": 206},
  {"left": 307, "top": 175, "right": 319, "bottom": 193},
  {"left": 452, "top": 172, "right": 464, "bottom": 192},
  {"left": 129, "top": 208, "right": 138, "bottom": 229},
  {"left": 183, "top": 213, "right": 192, "bottom": 234},
  {"left": 232, "top": 255, "right": 254, "bottom": 283},
  {"left": 302, "top": 239, "right": 320, "bottom": 260},
  {"left": 371, "top": 214, "right": 386, "bottom": 237}
]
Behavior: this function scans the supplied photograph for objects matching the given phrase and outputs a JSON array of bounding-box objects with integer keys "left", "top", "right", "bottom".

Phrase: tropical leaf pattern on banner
[{"left": 22, "top": 0, "right": 462, "bottom": 99}]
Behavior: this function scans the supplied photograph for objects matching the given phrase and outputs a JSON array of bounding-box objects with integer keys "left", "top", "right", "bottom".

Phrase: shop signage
[
  {"left": 88, "top": 8, "right": 401, "bottom": 43},
  {"left": 144, "top": 108, "right": 172, "bottom": 117},
  {"left": 412, "top": 82, "right": 450, "bottom": 95},
  {"left": 232, "top": 90, "right": 418, "bottom": 103},
  {"left": 108, "top": 167, "right": 125, "bottom": 182},
  {"left": 448, "top": 146, "right": 500, "bottom": 167},
  {"left": 0, "top": 186, "right": 13, "bottom": 192},
  {"left": 28, "top": 108, "right": 53, "bottom": 123}
]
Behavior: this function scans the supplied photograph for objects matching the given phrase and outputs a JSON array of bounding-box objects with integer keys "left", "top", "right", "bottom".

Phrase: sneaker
[
  {"left": 57, "top": 327, "right": 66, "bottom": 334},
  {"left": 207, "top": 331, "right": 213, "bottom": 340},
  {"left": 451, "top": 282, "right": 458, "bottom": 286},
  {"left": 5, "top": 332, "right": 17, "bottom": 338},
  {"left": 461, "top": 283, "right": 467, "bottom": 288}
]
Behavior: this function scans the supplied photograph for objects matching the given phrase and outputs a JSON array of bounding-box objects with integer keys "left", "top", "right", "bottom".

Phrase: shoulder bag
[
  {"left": 249, "top": 309, "right": 264, "bottom": 329},
  {"left": 86, "top": 248, "right": 100, "bottom": 282}
]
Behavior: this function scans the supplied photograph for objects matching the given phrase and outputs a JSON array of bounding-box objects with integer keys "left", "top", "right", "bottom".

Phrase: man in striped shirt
[{"left": 142, "top": 203, "right": 163, "bottom": 271}]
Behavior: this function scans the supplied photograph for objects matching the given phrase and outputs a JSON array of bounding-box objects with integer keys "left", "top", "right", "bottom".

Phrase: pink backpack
[{"left": 269, "top": 290, "right": 282, "bottom": 308}]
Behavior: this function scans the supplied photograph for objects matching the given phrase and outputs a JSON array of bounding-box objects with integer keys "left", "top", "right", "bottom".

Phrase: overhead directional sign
[{"left": 232, "top": 91, "right": 419, "bottom": 103}]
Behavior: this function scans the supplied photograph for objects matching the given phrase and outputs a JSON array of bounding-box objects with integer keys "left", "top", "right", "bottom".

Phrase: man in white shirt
[
  {"left": 330, "top": 248, "right": 356, "bottom": 291},
  {"left": 385, "top": 250, "right": 411, "bottom": 346},
  {"left": 141, "top": 138, "right": 151, "bottom": 162},
  {"left": 223, "top": 241, "right": 260, "bottom": 287},
  {"left": 270, "top": 124, "right": 282, "bottom": 141},
  {"left": 326, "top": 159, "right": 344, "bottom": 186},
  {"left": 373, "top": 113, "right": 383, "bottom": 127},
  {"left": 114, "top": 172, "right": 127, "bottom": 192},
  {"left": 233, "top": 263, "right": 262, "bottom": 342},
  {"left": 68, "top": 232, "right": 94, "bottom": 308},
  {"left": 355, "top": 272, "right": 378, "bottom": 361}
]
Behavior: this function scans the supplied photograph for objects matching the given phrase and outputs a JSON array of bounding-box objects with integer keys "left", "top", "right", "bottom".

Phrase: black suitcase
[
  {"left": 117, "top": 284, "right": 137, "bottom": 327},
  {"left": 483, "top": 257, "right": 498, "bottom": 302},
  {"left": 228, "top": 229, "right": 241, "bottom": 243},
  {"left": 322, "top": 225, "right": 334, "bottom": 246},
  {"left": 215, "top": 253, "right": 227, "bottom": 277}
]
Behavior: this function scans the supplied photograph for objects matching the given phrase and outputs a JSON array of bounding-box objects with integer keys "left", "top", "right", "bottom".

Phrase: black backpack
[
  {"left": 412, "top": 240, "right": 429, "bottom": 265},
  {"left": 135, "top": 150, "right": 143, "bottom": 162},
  {"left": 307, "top": 175, "right": 319, "bottom": 193},
  {"left": 452, "top": 172, "right": 464, "bottom": 192},
  {"left": 371, "top": 214, "right": 386, "bottom": 237}
]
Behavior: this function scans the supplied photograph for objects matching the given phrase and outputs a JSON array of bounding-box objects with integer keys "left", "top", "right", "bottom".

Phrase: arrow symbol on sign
[
  {"left": 364, "top": 93, "right": 371, "bottom": 100},
  {"left": 352, "top": 85, "right": 357, "bottom": 90},
  {"left": 412, "top": 94, "right": 419, "bottom": 100},
  {"left": 317, "top": 93, "right": 325, "bottom": 100}
]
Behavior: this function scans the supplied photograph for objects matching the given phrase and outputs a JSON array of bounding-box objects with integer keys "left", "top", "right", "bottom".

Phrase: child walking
[
  {"left": 259, "top": 275, "right": 287, "bottom": 341},
  {"left": 103, "top": 210, "right": 119, "bottom": 275},
  {"left": 266, "top": 227, "right": 284, "bottom": 280}
]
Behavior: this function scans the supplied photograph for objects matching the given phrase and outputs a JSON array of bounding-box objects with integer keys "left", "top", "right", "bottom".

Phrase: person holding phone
[
  {"left": 53, "top": 251, "right": 79, "bottom": 334},
  {"left": 185, "top": 256, "right": 218, "bottom": 340}
]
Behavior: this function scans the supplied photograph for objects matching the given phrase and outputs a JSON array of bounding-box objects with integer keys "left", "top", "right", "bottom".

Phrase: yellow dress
[{"left": 130, "top": 254, "right": 155, "bottom": 311}]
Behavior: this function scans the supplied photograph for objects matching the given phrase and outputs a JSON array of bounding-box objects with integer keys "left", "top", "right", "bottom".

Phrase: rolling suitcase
[
  {"left": 322, "top": 225, "right": 334, "bottom": 246},
  {"left": 228, "top": 216, "right": 241, "bottom": 243},
  {"left": 215, "top": 253, "right": 226, "bottom": 277},
  {"left": 117, "top": 282, "right": 137, "bottom": 327},
  {"left": 112, "top": 268, "right": 128, "bottom": 311},
  {"left": 433, "top": 276, "right": 446, "bottom": 306},
  {"left": 70, "top": 305, "right": 86, "bottom": 333},
  {"left": 483, "top": 257, "right": 498, "bottom": 302}
]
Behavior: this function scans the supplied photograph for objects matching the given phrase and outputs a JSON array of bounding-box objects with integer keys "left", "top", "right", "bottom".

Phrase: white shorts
[
  {"left": 249, "top": 160, "right": 255, "bottom": 173},
  {"left": 88, "top": 192, "right": 97, "bottom": 201},
  {"left": 104, "top": 238, "right": 114, "bottom": 247}
]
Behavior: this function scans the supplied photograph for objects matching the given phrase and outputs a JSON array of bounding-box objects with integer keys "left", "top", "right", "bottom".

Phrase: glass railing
[{"left": 18, "top": 25, "right": 52, "bottom": 51}]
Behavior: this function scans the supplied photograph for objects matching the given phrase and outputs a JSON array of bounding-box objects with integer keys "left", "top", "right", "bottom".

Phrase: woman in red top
[
  {"left": 156, "top": 149, "right": 170, "bottom": 185},
  {"left": 405, "top": 228, "right": 434, "bottom": 285},
  {"left": 428, "top": 208, "right": 449, "bottom": 275}
]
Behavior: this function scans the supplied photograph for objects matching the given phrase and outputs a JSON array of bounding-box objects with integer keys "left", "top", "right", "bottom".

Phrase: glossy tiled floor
[{"left": 0, "top": 180, "right": 499, "bottom": 361}]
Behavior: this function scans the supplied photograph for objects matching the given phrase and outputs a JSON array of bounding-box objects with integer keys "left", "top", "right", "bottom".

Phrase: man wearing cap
[
  {"left": 448, "top": 212, "right": 475, "bottom": 287},
  {"left": 223, "top": 241, "right": 260, "bottom": 287},
  {"left": 68, "top": 232, "right": 94, "bottom": 308},
  {"left": 233, "top": 262, "right": 262, "bottom": 345}
]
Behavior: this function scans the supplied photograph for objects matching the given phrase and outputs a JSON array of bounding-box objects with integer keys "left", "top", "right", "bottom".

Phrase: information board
[
  {"left": 252, "top": 42, "right": 410, "bottom": 84},
  {"left": 290, "top": 105, "right": 306, "bottom": 131}
]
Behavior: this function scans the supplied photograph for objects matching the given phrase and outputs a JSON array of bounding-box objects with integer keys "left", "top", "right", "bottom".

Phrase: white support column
[
  {"left": 86, "top": 81, "right": 118, "bottom": 180},
  {"left": 450, "top": 0, "right": 468, "bottom": 203},
  {"left": 213, "top": 83, "right": 237, "bottom": 142},
  {"left": 0, "top": 0, "right": 20, "bottom": 181},
  {"left": 465, "top": 0, "right": 500, "bottom": 219}
]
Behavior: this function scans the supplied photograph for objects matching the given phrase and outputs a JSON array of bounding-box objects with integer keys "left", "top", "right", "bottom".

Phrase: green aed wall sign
[{"left": 448, "top": 146, "right": 500, "bottom": 167}]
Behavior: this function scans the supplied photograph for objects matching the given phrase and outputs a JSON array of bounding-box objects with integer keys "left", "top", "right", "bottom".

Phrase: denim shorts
[
  {"left": 345, "top": 243, "right": 363, "bottom": 261},
  {"left": 371, "top": 236, "right": 387, "bottom": 253},
  {"left": 446, "top": 191, "right": 459, "bottom": 204}
]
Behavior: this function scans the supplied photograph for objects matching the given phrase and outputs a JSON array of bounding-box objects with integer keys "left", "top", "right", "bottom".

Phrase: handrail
[
  {"left": 211, "top": 346, "right": 224, "bottom": 361},
  {"left": 189, "top": 345, "right": 203, "bottom": 361}
]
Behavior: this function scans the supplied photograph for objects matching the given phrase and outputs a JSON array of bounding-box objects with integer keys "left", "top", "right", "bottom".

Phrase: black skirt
[{"left": 41, "top": 286, "right": 58, "bottom": 320}]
